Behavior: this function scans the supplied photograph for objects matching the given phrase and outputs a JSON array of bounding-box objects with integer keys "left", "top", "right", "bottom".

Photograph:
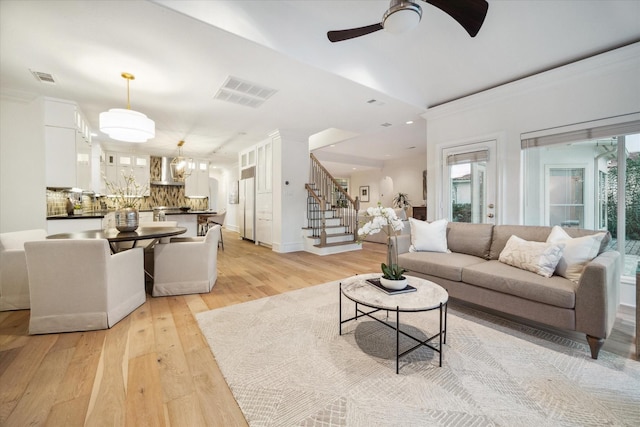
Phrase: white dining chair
[
  {"left": 0, "top": 229, "right": 48, "bottom": 311},
  {"left": 152, "top": 225, "right": 220, "bottom": 296},
  {"left": 24, "top": 239, "right": 146, "bottom": 334}
]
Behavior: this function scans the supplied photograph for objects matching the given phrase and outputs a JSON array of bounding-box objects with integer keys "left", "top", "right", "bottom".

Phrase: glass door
[{"left": 442, "top": 140, "right": 497, "bottom": 223}]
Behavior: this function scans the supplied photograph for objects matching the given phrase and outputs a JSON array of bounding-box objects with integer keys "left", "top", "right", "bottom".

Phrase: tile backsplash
[{"left": 46, "top": 186, "right": 208, "bottom": 216}]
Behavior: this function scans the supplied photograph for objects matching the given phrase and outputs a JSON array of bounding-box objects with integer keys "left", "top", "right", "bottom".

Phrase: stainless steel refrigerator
[{"left": 239, "top": 167, "right": 255, "bottom": 241}]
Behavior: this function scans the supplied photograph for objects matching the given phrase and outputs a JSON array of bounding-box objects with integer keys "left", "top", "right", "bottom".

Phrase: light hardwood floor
[{"left": 0, "top": 229, "right": 637, "bottom": 426}]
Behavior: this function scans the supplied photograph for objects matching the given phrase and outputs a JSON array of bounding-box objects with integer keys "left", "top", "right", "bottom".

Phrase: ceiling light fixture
[
  {"left": 383, "top": 0, "right": 422, "bottom": 34},
  {"left": 170, "top": 140, "right": 193, "bottom": 182},
  {"left": 99, "top": 72, "right": 155, "bottom": 143}
]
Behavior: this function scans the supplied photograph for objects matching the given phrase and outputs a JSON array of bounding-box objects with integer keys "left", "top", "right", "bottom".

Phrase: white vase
[{"left": 379, "top": 276, "right": 408, "bottom": 290}]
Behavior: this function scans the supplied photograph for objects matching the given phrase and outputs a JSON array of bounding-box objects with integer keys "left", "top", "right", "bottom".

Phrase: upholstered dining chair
[
  {"left": 24, "top": 239, "right": 146, "bottom": 334},
  {"left": 152, "top": 225, "right": 220, "bottom": 297},
  {"left": 205, "top": 211, "right": 226, "bottom": 250},
  {"left": 0, "top": 229, "right": 47, "bottom": 311},
  {"left": 0, "top": 229, "right": 48, "bottom": 311}
]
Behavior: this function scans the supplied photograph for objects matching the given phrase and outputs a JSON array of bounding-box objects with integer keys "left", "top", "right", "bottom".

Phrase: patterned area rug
[{"left": 196, "top": 280, "right": 640, "bottom": 426}]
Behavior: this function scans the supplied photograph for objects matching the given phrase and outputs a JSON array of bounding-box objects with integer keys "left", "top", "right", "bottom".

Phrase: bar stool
[{"left": 206, "top": 211, "right": 226, "bottom": 250}]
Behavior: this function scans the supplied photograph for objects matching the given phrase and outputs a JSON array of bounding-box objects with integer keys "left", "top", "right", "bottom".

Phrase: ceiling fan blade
[
  {"left": 423, "top": 0, "right": 488, "bottom": 37},
  {"left": 327, "top": 23, "right": 384, "bottom": 42}
]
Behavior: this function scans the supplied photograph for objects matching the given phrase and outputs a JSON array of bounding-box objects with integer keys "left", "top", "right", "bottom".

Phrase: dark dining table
[{"left": 47, "top": 226, "right": 187, "bottom": 253}]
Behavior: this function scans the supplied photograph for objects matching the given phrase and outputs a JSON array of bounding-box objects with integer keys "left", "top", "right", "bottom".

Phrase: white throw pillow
[
  {"left": 499, "top": 235, "right": 565, "bottom": 278},
  {"left": 546, "top": 225, "right": 606, "bottom": 282},
  {"left": 409, "top": 218, "right": 448, "bottom": 253}
]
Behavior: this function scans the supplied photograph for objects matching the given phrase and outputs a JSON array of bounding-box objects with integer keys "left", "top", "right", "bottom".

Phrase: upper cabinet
[
  {"left": 44, "top": 98, "right": 93, "bottom": 189},
  {"left": 102, "top": 151, "right": 150, "bottom": 196},
  {"left": 256, "top": 140, "right": 272, "bottom": 194},
  {"left": 185, "top": 159, "right": 209, "bottom": 197}
]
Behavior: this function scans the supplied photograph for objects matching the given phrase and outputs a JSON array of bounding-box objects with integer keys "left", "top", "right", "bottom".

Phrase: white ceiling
[{"left": 1, "top": 1, "right": 639, "bottom": 177}]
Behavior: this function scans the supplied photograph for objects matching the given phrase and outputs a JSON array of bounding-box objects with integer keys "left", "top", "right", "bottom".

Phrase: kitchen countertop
[
  {"left": 47, "top": 210, "right": 218, "bottom": 220},
  {"left": 47, "top": 211, "right": 108, "bottom": 220}
]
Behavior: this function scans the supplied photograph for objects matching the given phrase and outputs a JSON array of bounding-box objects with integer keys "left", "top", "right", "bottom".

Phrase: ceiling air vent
[
  {"left": 214, "top": 76, "right": 277, "bottom": 108},
  {"left": 29, "top": 69, "right": 56, "bottom": 84}
]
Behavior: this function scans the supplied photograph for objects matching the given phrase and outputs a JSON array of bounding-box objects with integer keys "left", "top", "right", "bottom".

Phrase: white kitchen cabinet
[
  {"left": 44, "top": 98, "right": 93, "bottom": 190},
  {"left": 256, "top": 192, "right": 272, "bottom": 245},
  {"left": 44, "top": 98, "right": 76, "bottom": 128},
  {"left": 256, "top": 140, "right": 273, "bottom": 193},
  {"left": 76, "top": 132, "right": 91, "bottom": 191},
  {"left": 132, "top": 155, "right": 150, "bottom": 196},
  {"left": 45, "top": 126, "right": 77, "bottom": 188},
  {"left": 168, "top": 214, "right": 198, "bottom": 237},
  {"left": 185, "top": 159, "right": 209, "bottom": 197},
  {"left": 47, "top": 218, "right": 102, "bottom": 234}
]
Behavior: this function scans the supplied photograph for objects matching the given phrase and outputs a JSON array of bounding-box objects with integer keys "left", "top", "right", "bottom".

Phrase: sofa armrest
[
  {"left": 395, "top": 234, "right": 411, "bottom": 254},
  {"left": 575, "top": 250, "right": 621, "bottom": 339}
]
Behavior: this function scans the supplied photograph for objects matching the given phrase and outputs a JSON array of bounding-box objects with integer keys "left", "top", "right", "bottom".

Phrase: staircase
[{"left": 303, "top": 154, "right": 362, "bottom": 255}]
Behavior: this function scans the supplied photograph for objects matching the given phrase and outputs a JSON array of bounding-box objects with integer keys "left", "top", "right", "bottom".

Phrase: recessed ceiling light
[
  {"left": 330, "top": 144, "right": 336, "bottom": 147},
  {"left": 381, "top": 122, "right": 392, "bottom": 127},
  {"left": 406, "top": 120, "right": 414, "bottom": 125},
  {"left": 407, "top": 146, "right": 416, "bottom": 149}
]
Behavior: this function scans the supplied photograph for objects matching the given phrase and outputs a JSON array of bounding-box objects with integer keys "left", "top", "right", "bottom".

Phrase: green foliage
[
  {"left": 392, "top": 192, "right": 411, "bottom": 208},
  {"left": 606, "top": 154, "right": 640, "bottom": 239},
  {"left": 381, "top": 263, "right": 406, "bottom": 280},
  {"left": 452, "top": 203, "right": 471, "bottom": 223}
]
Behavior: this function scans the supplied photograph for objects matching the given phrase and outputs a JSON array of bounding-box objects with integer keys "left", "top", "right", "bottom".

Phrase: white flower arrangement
[
  {"left": 358, "top": 204, "right": 406, "bottom": 280},
  {"left": 103, "top": 169, "right": 148, "bottom": 209},
  {"left": 357, "top": 205, "right": 405, "bottom": 241}
]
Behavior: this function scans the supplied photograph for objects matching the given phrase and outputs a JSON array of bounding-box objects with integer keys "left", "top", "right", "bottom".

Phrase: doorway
[{"left": 441, "top": 140, "right": 497, "bottom": 224}]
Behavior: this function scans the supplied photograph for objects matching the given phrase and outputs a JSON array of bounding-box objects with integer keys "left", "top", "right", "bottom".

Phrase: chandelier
[
  {"left": 170, "top": 140, "right": 193, "bottom": 182},
  {"left": 99, "top": 72, "right": 155, "bottom": 143}
]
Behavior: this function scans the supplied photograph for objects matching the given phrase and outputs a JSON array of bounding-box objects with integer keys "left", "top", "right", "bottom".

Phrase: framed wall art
[{"left": 359, "top": 185, "right": 370, "bottom": 202}]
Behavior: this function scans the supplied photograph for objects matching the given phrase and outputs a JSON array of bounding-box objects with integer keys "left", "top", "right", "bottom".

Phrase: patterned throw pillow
[
  {"left": 498, "top": 235, "right": 565, "bottom": 278},
  {"left": 546, "top": 225, "right": 606, "bottom": 282}
]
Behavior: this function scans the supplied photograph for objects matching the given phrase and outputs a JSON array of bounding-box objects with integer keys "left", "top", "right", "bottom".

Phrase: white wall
[
  {"left": 424, "top": 43, "right": 640, "bottom": 226},
  {"left": 348, "top": 155, "right": 426, "bottom": 211},
  {"left": 0, "top": 95, "right": 46, "bottom": 233}
]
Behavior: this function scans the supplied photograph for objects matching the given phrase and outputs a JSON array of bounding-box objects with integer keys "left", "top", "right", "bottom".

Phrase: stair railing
[{"left": 308, "top": 153, "right": 360, "bottom": 242}]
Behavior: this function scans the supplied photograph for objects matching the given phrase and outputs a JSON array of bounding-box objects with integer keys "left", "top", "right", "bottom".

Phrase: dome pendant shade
[
  {"left": 383, "top": 1, "right": 422, "bottom": 34},
  {"left": 99, "top": 108, "right": 155, "bottom": 143},
  {"left": 99, "top": 72, "right": 155, "bottom": 143}
]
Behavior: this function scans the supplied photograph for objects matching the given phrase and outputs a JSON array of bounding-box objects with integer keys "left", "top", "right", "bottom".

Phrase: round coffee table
[{"left": 339, "top": 273, "right": 449, "bottom": 373}]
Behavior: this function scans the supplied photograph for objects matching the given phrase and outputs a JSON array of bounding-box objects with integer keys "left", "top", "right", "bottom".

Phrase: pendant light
[
  {"left": 99, "top": 72, "right": 155, "bottom": 143},
  {"left": 170, "top": 140, "right": 193, "bottom": 182}
]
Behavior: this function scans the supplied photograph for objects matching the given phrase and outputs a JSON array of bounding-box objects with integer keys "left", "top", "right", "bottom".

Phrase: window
[{"left": 522, "top": 116, "right": 640, "bottom": 279}]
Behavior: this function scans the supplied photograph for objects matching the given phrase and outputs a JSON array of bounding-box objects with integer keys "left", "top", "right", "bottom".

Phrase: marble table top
[{"left": 341, "top": 273, "right": 448, "bottom": 312}]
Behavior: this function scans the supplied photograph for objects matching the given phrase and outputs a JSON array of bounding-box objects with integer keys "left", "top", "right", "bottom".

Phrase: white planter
[{"left": 379, "top": 276, "right": 408, "bottom": 290}]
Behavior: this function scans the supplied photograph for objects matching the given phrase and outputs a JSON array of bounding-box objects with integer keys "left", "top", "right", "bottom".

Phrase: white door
[{"left": 441, "top": 140, "right": 497, "bottom": 224}]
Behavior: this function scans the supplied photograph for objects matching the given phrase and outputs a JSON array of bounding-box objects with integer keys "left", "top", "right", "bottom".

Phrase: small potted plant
[{"left": 357, "top": 203, "right": 408, "bottom": 290}]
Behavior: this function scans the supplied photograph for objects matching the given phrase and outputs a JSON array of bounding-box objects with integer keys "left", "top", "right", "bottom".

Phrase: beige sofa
[{"left": 395, "top": 222, "right": 621, "bottom": 359}]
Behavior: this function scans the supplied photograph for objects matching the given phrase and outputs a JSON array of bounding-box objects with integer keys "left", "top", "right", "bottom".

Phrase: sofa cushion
[
  {"left": 446, "top": 222, "right": 494, "bottom": 259},
  {"left": 409, "top": 218, "right": 448, "bottom": 253},
  {"left": 498, "top": 235, "right": 565, "bottom": 278},
  {"left": 399, "top": 251, "right": 486, "bottom": 282},
  {"left": 462, "top": 260, "right": 578, "bottom": 309},
  {"left": 489, "top": 225, "right": 552, "bottom": 260},
  {"left": 546, "top": 226, "right": 607, "bottom": 282}
]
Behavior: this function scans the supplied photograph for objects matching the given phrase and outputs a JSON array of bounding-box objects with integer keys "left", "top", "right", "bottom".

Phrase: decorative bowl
[{"left": 379, "top": 276, "right": 408, "bottom": 290}]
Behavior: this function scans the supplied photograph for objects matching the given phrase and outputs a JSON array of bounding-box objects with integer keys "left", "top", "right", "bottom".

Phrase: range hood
[{"left": 150, "top": 156, "right": 185, "bottom": 186}]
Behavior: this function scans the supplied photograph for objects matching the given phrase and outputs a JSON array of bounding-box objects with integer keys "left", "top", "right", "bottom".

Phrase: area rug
[{"left": 196, "top": 280, "right": 640, "bottom": 427}]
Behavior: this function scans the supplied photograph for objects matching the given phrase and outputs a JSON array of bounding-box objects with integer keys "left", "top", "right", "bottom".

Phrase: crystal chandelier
[{"left": 99, "top": 72, "right": 155, "bottom": 143}]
